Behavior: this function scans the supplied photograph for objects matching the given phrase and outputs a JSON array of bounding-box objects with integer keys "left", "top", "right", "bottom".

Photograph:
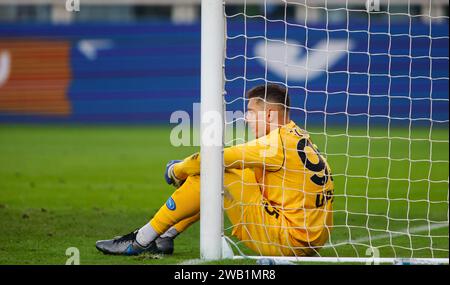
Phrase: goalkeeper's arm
[{"left": 172, "top": 134, "right": 283, "bottom": 180}]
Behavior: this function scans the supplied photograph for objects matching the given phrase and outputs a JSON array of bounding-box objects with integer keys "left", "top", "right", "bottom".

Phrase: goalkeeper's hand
[{"left": 164, "top": 160, "right": 184, "bottom": 188}]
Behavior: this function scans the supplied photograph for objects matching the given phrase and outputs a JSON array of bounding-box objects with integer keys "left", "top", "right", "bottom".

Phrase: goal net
[{"left": 201, "top": 0, "right": 449, "bottom": 264}]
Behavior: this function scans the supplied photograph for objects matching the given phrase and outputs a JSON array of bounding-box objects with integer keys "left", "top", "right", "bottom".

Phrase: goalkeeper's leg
[
  {"left": 95, "top": 177, "right": 201, "bottom": 256},
  {"left": 150, "top": 168, "right": 309, "bottom": 256},
  {"left": 149, "top": 176, "right": 202, "bottom": 234},
  {"left": 148, "top": 171, "right": 255, "bottom": 238},
  {"left": 96, "top": 168, "right": 307, "bottom": 256},
  {"left": 163, "top": 213, "right": 200, "bottom": 236},
  {"left": 154, "top": 213, "right": 200, "bottom": 255},
  {"left": 150, "top": 166, "right": 305, "bottom": 255}
]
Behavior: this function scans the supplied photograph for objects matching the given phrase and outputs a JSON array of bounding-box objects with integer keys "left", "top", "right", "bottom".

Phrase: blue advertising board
[{"left": 0, "top": 20, "right": 447, "bottom": 126}]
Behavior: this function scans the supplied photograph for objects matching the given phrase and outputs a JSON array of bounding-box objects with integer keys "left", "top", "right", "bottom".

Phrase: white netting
[{"left": 222, "top": 0, "right": 449, "bottom": 262}]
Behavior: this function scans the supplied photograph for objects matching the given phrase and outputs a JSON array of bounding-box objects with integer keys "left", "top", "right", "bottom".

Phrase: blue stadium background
[{"left": 0, "top": 20, "right": 448, "bottom": 126}]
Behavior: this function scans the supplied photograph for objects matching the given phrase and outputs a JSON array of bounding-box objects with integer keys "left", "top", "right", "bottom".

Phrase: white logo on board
[
  {"left": 77, "top": 39, "right": 114, "bottom": 60},
  {"left": 254, "top": 39, "right": 354, "bottom": 82}
]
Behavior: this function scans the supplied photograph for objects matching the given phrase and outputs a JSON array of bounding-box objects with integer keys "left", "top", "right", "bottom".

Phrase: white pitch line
[{"left": 326, "top": 223, "right": 449, "bottom": 247}]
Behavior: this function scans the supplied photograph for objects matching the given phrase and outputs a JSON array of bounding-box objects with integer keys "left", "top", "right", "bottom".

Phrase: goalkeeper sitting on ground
[{"left": 96, "top": 84, "right": 334, "bottom": 257}]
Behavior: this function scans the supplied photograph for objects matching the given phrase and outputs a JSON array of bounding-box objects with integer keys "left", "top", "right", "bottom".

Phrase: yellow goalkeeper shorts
[{"left": 223, "top": 168, "right": 317, "bottom": 257}]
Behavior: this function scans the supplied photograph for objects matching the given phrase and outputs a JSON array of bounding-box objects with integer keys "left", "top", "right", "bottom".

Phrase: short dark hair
[{"left": 246, "top": 84, "right": 290, "bottom": 109}]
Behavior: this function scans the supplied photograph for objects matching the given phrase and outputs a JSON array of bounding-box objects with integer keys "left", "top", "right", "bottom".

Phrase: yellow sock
[
  {"left": 172, "top": 213, "right": 200, "bottom": 233},
  {"left": 150, "top": 175, "right": 201, "bottom": 234}
]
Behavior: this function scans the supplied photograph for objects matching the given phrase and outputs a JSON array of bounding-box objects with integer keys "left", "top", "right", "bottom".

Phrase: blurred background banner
[
  {"left": 0, "top": 2, "right": 448, "bottom": 125},
  {"left": 0, "top": 23, "right": 201, "bottom": 123}
]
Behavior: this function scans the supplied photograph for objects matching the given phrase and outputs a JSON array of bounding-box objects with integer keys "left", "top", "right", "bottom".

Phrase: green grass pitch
[{"left": 0, "top": 125, "right": 448, "bottom": 264}]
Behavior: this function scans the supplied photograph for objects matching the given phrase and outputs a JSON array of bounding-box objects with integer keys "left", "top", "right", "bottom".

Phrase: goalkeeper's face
[{"left": 246, "top": 98, "right": 282, "bottom": 139}]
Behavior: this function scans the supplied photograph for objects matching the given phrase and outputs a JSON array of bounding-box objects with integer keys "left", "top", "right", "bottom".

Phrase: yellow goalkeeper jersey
[{"left": 174, "top": 120, "right": 334, "bottom": 245}]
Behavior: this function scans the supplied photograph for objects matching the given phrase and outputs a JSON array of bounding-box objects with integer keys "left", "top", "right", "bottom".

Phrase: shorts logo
[{"left": 166, "top": 197, "right": 176, "bottom": 211}]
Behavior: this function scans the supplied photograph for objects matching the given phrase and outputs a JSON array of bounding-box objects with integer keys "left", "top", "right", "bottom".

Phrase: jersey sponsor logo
[{"left": 166, "top": 197, "right": 176, "bottom": 211}]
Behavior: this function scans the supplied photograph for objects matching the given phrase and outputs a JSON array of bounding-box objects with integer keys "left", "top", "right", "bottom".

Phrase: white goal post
[
  {"left": 200, "top": 0, "right": 449, "bottom": 264},
  {"left": 200, "top": 0, "right": 225, "bottom": 260}
]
